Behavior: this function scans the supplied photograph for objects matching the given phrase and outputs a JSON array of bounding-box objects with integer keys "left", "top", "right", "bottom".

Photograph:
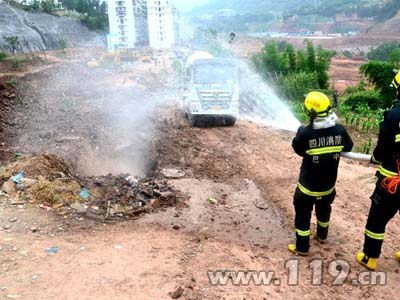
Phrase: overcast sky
[{"left": 171, "top": 0, "right": 210, "bottom": 12}]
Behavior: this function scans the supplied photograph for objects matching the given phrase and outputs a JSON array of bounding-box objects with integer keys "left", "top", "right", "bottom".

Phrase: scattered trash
[
  {"left": 114, "top": 245, "right": 122, "bottom": 250},
  {"left": 169, "top": 287, "right": 184, "bottom": 299},
  {"left": 125, "top": 176, "right": 139, "bottom": 186},
  {"left": 79, "top": 188, "right": 90, "bottom": 199},
  {"left": 10, "top": 199, "right": 25, "bottom": 205},
  {"left": 31, "top": 275, "right": 39, "bottom": 281},
  {"left": 11, "top": 172, "right": 24, "bottom": 184},
  {"left": 8, "top": 217, "right": 17, "bottom": 223},
  {"left": 6, "top": 294, "right": 21, "bottom": 299},
  {"left": 161, "top": 168, "right": 185, "bottom": 179},
  {"left": 45, "top": 246, "right": 59, "bottom": 255},
  {"left": 208, "top": 197, "right": 218, "bottom": 205},
  {"left": 38, "top": 203, "right": 52, "bottom": 211},
  {"left": 70, "top": 202, "right": 88, "bottom": 214},
  {"left": 14, "top": 152, "right": 22, "bottom": 159},
  {"left": 1, "top": 155, "right": 182, "bottom": 221},
  {"left": 30, "top": 227, "right": 39, "bottom": 233}
]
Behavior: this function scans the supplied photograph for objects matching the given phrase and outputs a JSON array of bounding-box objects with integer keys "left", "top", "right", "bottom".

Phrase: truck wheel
[
  {"left": 188, "top": 114, "right": 200, "bottom": 127},
  {"left": 225, "top": 116, "right": 236, "bottom": 126}
]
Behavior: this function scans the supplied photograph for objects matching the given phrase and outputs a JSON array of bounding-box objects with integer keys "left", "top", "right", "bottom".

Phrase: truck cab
[{"left": 183, "top": 52, "right": 239, "bottom": 126}]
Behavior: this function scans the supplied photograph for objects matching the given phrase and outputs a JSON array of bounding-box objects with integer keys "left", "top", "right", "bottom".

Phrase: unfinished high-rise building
[
  {"left": 107, "top": 0, "right": 179, "bottom": 50},
  {"left": 133, "top": 0, "right": 149, "bottom": 46},
  {"left": 107, "top": 0, "right": 149, "bottom": 49},
  {"left": 147, "top": 0, "right": 180, "bottom": 49}
]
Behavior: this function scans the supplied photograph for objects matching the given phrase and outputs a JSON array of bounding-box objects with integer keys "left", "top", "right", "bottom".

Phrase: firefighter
[
  {"left": 357, "top": 71, "right": 400, "bottom": 270},
  {"left": 288, "top": 91, "right": 353, "bottom": 255}
]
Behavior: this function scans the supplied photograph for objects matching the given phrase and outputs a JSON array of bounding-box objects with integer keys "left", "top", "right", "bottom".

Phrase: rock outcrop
[{"left": 0, "top": 4, "right": 105, "bottom": 53}]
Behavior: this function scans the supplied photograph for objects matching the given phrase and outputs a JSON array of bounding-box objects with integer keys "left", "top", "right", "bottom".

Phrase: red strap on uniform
[{"left": 381, "top": 160, "right": 400, "bottom": 194}]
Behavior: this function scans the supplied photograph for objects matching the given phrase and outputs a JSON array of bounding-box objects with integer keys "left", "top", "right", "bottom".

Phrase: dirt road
[
  {"left": 1, "top": 53, "right": 400, "bottom": 299},
  {"left": 2, "top": 115, "right": 400, "bottom": 299}
]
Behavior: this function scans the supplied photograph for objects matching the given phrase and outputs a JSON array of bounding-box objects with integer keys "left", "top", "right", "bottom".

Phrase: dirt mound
[
  {"left": 0, "top": 154, "right": 73, "bottom": 180},
  {"left": 0, "top": 76, "right": 18, "bottom": 140}
]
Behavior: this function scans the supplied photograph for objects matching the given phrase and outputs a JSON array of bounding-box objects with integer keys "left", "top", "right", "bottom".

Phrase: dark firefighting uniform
[
  {"left": 292, "top": 122, "right": 353, "bottom": 252},
  {"left": 363, "top": 100, "right": 400, "bottom": 258}
]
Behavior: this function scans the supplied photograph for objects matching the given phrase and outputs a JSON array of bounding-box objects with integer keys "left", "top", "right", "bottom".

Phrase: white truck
[{"left": 183, "top": 51, "right": 239, "bottom": 126}]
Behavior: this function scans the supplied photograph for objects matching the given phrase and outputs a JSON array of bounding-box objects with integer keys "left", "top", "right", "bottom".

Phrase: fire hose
[
  {"left": 341, "top": 152, "right": 400, "bottom": 194},
  {"left": 341, "top": 152, "right": 371, "bottom": 162}
]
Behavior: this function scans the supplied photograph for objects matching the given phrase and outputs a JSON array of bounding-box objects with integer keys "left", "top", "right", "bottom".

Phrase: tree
[
  {"left": 40, "top": 0, "right": 56, "bottom": 14},
  {"left": 367, "top": 42, "right": 400, "bottom": 61},
  {"left": 360, "top": 61, "right": 397, "bottom": 107},
  {"left": 388, "top": 49, "right": 400, "bottom": 67},
  {"left": 305, "top": 40, "right": 316, "bottom": 72},
  {"left": 285, "top": 44, "right": 297, "bottom": 73},
  {"left": 61, "top": 0, "right": 108, "bottom": 31},
  {"left": 315, "top": 45, "right": 336, "bottom": 89},
  {"left": 262, "top": 41, "right": 286, "bottom": 77},
  {"left": 251, "top": 39, "right": 334, "bottom": 103}
]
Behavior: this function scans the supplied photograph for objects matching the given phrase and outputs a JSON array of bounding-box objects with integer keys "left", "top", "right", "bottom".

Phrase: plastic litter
[
  {"left": 125, "top": 176, "right": 139, "bottom": 186},
  {"left": 11, "top": 172, "right": 24, "bottom": 184},
  {"left": 79, "top": 188, "right": 90, "bottom": 199},
  {"left": 45, "top": 246, "right": 59, "bottom": 254},
  {"left": 208, "top": 197, "right": 218, "bottom": 205}
]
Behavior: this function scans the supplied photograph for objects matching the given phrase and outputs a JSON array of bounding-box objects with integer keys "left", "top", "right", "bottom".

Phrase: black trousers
[
  {"left": 294, "top": 188, "right": 336, "bottom": 252},
  {"left": 363, "top": 182, "right": 400, "bottom": 258}
]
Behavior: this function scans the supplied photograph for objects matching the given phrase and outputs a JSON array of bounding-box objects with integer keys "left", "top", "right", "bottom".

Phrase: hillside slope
[
  {"left": 369, "top": 10, "right": 400, "bottom": 37},
  {"left": 189, "top": 0, "right": 312, "bottom": 15},
  {"left": 0, "top": 4, "right": 104, "bottom": 53}
]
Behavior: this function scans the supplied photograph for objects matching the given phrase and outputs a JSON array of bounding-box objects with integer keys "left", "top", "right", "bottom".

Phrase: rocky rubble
[{"left": 0, "top": 154, "right": 182, "bottom": 221}]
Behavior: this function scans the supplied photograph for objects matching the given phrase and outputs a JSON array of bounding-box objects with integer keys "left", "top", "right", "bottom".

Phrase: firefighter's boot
[
  {"left": 288, "top": 244, "right": 309, "bottom": 256},
  {"left": 357, "top": 252, "right": 377, "bottom": 271}
]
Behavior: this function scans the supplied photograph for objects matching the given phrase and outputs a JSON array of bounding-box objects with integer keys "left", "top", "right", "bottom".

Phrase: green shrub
[
  {"left": 343, "top": 50, "right": 353, "bottom": 59},
  {"left": 367, "top": 42, "right": 400, "bottom": 61},
  {"left": 291, "top": 101, "right": 308, "bottom": 123},
  {"left": 344, "top": 90, "right": 383, "bottom": 110},
  {"left": 0, "top": 52, "right": 8, "bottom": 60},
  {"left": 342, "top": 81, "right": 367, "bottom": 95},
  {"left": 278, "top": 71, "right": 320, "bottom": 102},
  {"left": 360, "top": 61, "right": 397, "bottom": 107},
  {"left": 5, "top": 56, "right": 27, "bottom": 69}
]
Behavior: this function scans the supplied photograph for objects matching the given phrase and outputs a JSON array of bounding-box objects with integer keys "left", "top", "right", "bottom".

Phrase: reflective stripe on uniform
[
  {"left": 371, "top": 155, "right": 381, "bottom": 164},
  {"left": 365, "top": 229, "right": 385, "bottom": 241},
  {"left": 395, "top": 134, "right": 400, "bottom": 143},
  {"left": 306, "top": 146, "right": 344, "bottom": 155},
  {"left": 317, "top": 220, "right": 330, "bottom": 228},
  {"left": 378, "top": 166, "right": 398, "bottom": 178},
  {"left": 296, "top": 229, "right": 311, "bottom": 237},
  {"left": 297, "top": 182, "right": 335, "bottom": 198}
]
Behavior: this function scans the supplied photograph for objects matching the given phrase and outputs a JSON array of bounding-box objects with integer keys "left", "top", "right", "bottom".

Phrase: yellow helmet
[
  {"left": 304, "top": 91, "right": 332, "bottom": 117},
  {"left": 392, "top": 71, "right": 400, "bottom": 90}
]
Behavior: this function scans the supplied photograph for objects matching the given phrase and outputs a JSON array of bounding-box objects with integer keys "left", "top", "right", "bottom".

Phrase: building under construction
[{"left": 107, "top": 0, "right": 179, "bottom": 50}]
